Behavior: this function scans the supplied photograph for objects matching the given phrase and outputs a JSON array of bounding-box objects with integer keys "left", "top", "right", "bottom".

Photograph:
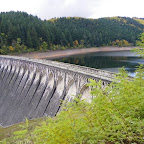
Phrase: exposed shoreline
[{"left": 15, "top": 47, "right": 136, "bottom": 59}]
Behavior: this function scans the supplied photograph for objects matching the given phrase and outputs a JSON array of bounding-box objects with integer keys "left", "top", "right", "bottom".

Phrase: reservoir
[{"left": 53, "top": 50, "right": 144, "bottom": 77}]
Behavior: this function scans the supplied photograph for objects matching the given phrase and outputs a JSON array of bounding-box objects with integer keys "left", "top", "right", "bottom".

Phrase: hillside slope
[{"left": 0, "top": 11, "right": 144, "bottom": 54}]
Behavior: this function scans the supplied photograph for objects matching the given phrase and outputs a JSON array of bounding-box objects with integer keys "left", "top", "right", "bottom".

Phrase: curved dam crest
[{"left": 0, "top": 55, "right": 115, "bottom": 127}]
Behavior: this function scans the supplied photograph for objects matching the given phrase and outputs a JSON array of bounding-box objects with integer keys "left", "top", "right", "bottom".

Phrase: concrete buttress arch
[{"left": 0, "top": 55, "right": 115, "bottom": 127}]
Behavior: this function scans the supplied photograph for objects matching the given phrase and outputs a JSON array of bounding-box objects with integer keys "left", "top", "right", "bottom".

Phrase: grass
[
  {"left": 0, "top": 117, "right": 46, "bottom": 143},
  {"left": 134, "top": 18, "right": 144, "bottom": 25}
]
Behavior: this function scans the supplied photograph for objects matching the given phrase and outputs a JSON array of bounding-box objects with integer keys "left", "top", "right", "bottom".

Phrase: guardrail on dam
[{"left": 0, "top": 55, "right": 115, "bottom": 127}]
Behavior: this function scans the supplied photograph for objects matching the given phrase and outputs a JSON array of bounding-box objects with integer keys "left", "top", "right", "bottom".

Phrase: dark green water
[{"left": 53, "top": 51, "right": 144, "bottom": 77}]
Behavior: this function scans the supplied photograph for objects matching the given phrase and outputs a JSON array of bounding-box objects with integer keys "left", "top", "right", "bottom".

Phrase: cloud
[
  {"left": 36, "top": 0, "right": 102, "bottom": 20},
  {"left": 0, "top": 0, "right": 42, "bottom": 15},
  {"left": 0, "top": 0, "right": 144, "bottom": 20},
  {"left": 90, "top": 0, "right": 144, "bottom": 18}
]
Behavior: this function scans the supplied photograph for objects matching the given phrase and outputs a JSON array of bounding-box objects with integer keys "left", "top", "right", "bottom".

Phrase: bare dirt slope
[{"left": 15, "top": 47, "right": 135, "bottom": 59}]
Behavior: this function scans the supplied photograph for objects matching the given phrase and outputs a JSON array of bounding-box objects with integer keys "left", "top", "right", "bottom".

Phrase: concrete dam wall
[{"left": 0, "top": 55, "right": 115, "bottom": 127}]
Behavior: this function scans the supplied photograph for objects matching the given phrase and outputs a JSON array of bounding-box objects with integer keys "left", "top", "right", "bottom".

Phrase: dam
[{"left": 0, "top": 55, "right": 115, "bottom": 127}]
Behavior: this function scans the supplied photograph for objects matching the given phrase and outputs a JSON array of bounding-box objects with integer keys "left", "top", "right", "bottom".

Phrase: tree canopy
[{"left": 0, "top": 11, "right": 144, "bottom": 54}]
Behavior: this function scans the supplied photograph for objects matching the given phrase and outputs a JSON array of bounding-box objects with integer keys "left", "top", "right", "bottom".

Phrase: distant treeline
[{"left": 0, "top": 11, "right": 144, "bottom": 54}]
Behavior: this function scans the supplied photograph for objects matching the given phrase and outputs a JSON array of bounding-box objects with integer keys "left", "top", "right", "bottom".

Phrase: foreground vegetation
[
  {"left": 1, "top": 11, "right": 144, "bottom": 54},
  {"left": 0, "top": 118, "right": 46, "bottom": 143},
  {"left": 0, "top": 35, "right": 144, "bottom": 143}
]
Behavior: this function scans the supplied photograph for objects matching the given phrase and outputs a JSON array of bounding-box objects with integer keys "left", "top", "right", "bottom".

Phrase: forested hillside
[{"left": 0, "top": 11, "right": 144, "bottom": 54}]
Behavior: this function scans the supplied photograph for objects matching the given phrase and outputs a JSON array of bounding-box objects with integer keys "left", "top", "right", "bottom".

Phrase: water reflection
[{"left": 53, "top": 52, "right": 144, "bottom": 77}]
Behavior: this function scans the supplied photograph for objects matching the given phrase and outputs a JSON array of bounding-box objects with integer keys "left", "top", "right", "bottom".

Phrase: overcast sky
[{"left": 0, "top": 0, "right": 144, "bottom": 20}]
